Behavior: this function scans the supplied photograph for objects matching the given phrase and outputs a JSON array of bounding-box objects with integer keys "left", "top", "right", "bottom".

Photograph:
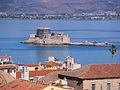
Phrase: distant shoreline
[
  {"left": 0, "top": 14, "right": 120, "bottom": 20},
  {"left": 0, "top": 18, "right": 120, "bottom": 20}
]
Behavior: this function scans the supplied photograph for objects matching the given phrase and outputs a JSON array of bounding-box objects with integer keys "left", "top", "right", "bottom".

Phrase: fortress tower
[{"left": 36, "top": 27, "right": 51, "bottom": 38}]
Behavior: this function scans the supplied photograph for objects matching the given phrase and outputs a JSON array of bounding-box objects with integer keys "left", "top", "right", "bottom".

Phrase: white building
[
  {"left": 0, "top": 64, "right": 17, "bottom": 78},
  {"left": 18, "top": 65, "right": 29, "bottom": 80},
  {"left": 63, "top": 56, "right": 81, "bottom": 71},
  {"left": 0, "top": 55, "right": 16, "bottom": 78},
  {"left": 0, "top": 56, "right": 13, "bottom": 65}
]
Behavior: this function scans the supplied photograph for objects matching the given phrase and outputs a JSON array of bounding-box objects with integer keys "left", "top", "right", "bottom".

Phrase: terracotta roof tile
[
  {"left": 16, "top": 71, "right": 21, "bottom": 79},
  {"left": 60, "top": 64, "right": 120, "bottom": 80},
  {"left": 30, "top": 69, "right": 64, "bottom": 77},
  {"left": 0, "top": 66, "right": 16, "bottom": 69},
  {"left": 25, "top": 64, "right": 39, "bottom": 67},
  {"left": 0, "top": 56, "right": 11, "bottom": 59},
  {"left": 0, "top": 71, "right": 15, "bottom": 87},
  {"left": 0, "top": 64, "right": 17, "bottom": 69},
  {"left": 38, "top": 71, "right": 65, "bottom": 84},
  {"left": 16, "top": 69, "right": 65, "bottom": 79},
  {"left": 0, "top": 79, "right": 46, "bottom": 90},
  {"left": 41, "top": 61, "right": 62, "bottom": 67}
]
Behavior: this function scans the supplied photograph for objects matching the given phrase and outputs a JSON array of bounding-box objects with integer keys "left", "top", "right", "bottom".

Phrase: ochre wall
[{"left": 83, "top": 78, "right": 120, "bottom": 90}]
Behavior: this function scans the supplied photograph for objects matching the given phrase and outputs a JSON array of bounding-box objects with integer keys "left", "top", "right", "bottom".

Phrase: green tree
[{"left": 109, "top": 44, "right": 117, "bottom": 63}]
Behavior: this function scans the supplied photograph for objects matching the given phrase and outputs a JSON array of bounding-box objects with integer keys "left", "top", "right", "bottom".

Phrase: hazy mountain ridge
[{"left": 0, "top": 0, "right": 120, "bottom": 14}]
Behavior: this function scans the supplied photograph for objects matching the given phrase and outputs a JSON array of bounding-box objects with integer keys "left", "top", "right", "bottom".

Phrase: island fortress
[
  {"left": 21, "top": 27, "right": 111, "bottom": 46},
  {"left": 21, "top": 27, "right": 70, "bottom": 45}
]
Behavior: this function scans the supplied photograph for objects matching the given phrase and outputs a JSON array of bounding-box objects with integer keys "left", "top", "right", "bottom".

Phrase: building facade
[{"left": 83, "top": 78, "right": 120, "bottom": 90}]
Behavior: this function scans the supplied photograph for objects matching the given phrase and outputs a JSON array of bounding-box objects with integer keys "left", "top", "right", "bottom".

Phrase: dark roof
[{"left": 60, "top": 64, "right": 120, "bottom": 80}]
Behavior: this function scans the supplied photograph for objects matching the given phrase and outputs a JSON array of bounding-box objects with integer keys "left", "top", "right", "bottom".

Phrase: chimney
[{"left": 21, "top": 66, "right": 29, "bottom": 80}]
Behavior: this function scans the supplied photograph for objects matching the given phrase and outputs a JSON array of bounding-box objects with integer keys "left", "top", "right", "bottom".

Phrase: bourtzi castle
[{"left": 21, "top": 27, "right": 70, "bottom": 45}]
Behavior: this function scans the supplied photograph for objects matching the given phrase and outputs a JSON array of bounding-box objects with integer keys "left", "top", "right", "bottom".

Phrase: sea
[{"left": 0, "top": 20, "right": 120, "bottom": 65}]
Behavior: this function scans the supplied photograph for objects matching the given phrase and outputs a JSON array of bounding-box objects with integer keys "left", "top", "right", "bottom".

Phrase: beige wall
[
  {"left": 43, "top": 86, "right": 67, "bottom": 90},
  {"left": 28, "top": 67, "right": 36, "bottom": 71},
  {"left": 43, "top": 34, "right": 70, "bottom": 44},
  {"left": 83, "top": 78, "right": 120, "bottom": 90},
  {"left": 42, "top": 66, "right": 61, "bottom": 70}
]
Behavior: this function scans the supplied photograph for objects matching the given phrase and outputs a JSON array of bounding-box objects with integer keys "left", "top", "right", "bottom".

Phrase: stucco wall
[
  {"left": 83, "top": 78, "right": 120, "bottom": 90},
  {"left": 59, "top": 75, "right": 83, "bottom": 90},
  {"left": 28, "top": 67, "right": 36, "bottom": 71},
  {"left": 67, "top": 78, "right": 83, "bottom": 90}
]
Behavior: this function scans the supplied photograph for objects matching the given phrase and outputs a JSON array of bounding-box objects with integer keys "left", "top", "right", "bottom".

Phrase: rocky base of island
[{"left": 21, "top": 40, "right": 111, "bottom": 46}]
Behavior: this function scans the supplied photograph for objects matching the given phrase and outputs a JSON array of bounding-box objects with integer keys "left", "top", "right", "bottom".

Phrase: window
[
  {"left": 7, "top": 69, "right": 10, "bottom": 73},
  {"left": 59, "top": 79, "right": 62, "bottom": 85},
  {"left": 92, "top": 84, "right": 95, "bottom": 90},
  {"left": 119, "top": 83, "right": 120, "bottom": 90},
  {"left": 51, "top": 33, "right": 55, "bottom": 36},
  {"left": 107, "top": 83, "right": 111, "bottom": 90},
  {"left": 51, "top": 88, "right": 54, "bottom": 90},
  {"left": 61, "top": 38, "right": 63, "bottom": 41},
  {"left": 100, "top": 84, "right": 103, "bottom": 90},
  {"left": 35, "top": 67, "right": 38, "bottom": 70}
]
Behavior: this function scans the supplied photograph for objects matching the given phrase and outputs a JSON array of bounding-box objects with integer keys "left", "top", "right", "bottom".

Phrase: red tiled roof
[
  {"left": 25, "top": 64, "right": 39, "bottom": 67},
  {"left": 16, "top": 71, "right": 21, "bottom": 79},
  {"left": 0, "top": 66, "right": 16, "bottom": 69},
  {"left": 0, "top": 71, "right": 15, "bottom": 87},
  {"left": 29, "top": 69, "right": 64, "bottom": 77},
  {"left": 0, "top": 79, "right": 46, "bottom": 90},
  {"left": 38, "top": 71, "right": 65, "bottom": 84},
  {"left": 0, "top": 56, "right": 11, "bottom": 59},
  {"left": 0, "top": 64, "right": 16, "bottom": 69},
  {"left": 61, "top": 64, "right": 120, "bottom": 80},
  {"left": 41, "top": 61, "right": 62, "bottom": 67},
  {"left": 16, "top": 69, "right": 65, "bottom": 79}
]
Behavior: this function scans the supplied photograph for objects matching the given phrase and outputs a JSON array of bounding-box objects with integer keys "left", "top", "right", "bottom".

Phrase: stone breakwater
[
  {"left": 70, "top": 42, "right": 111, "bottom": 46},
  {"left": 21, "top": 38, "right": 111, "bottom": 46}
]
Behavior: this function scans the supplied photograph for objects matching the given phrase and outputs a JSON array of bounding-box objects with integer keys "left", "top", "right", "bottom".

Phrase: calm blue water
[{"left": 0, "top": 20, "right": 120, "bottom": 65}]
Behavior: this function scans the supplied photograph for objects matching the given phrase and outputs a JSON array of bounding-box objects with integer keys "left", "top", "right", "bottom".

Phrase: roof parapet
[{"left": 37, "top": 27, "right": 51, "bottom": 30}]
